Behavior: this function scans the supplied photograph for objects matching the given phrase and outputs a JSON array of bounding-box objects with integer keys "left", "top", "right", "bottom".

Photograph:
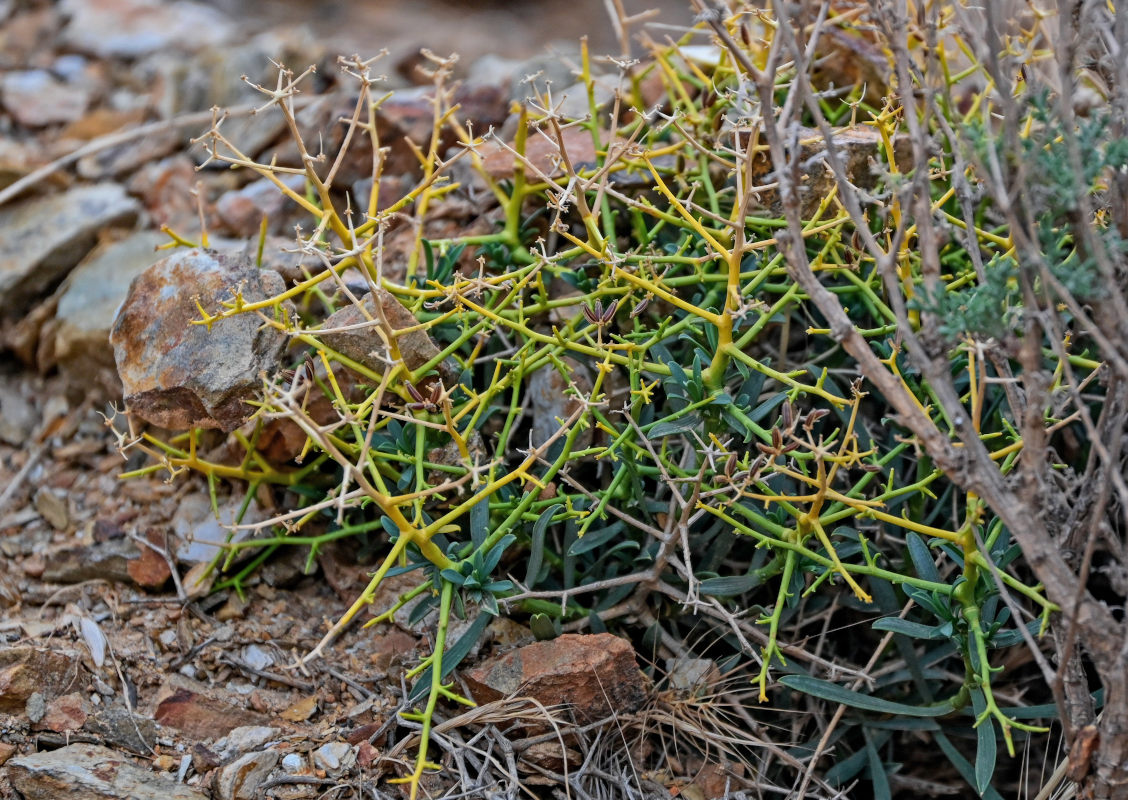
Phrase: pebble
[
  {"left": 311, "top": 741, "right": 355, "bottom": 775},
  {"left": 214, "top": 725, "right": 278, "bottom": 759},
  {"left": 240, "top": 643, "right": 274, "bottom": 672}
]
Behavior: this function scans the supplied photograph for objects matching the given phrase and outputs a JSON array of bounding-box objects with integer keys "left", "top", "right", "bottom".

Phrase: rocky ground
[{"left": 0, "top": 1, "right": 745, "bottom": 799}]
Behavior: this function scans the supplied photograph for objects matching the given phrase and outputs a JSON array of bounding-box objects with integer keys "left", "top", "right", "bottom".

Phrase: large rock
[
  {"left": 213, "top": 750, "right": 279, "bottom": 800},
  {"left": 8, "top": 744, "right": 208, "bottom": 800},
  {"left": 319, "top": 289, "right": 455, "bottom": 383},
  {"left": 40, "top": 535, "right": 169, "bottom": 589},
  {"left": 110, "top": 248, "right": 290, "bottom": 431},
  {"left": 53, "top": 231, "right": 167, "bottom": 395},
  {"left": 151, "top": 674, "right": 272, "bottom": 740},
  {"left": 60, "top": 0, "right": 234, "bottom": 59},
  {"left": 1, "top": 69, "right": 91, "bottom": 127},
  {"left": 0, "top": 183, "right": 139, "bottom": 316},
  {"left": 0, "top": 647, "right": 83, "bottom": 714},
  {"left": 463, "top": 633, "right": 647, "bottom": 724}
]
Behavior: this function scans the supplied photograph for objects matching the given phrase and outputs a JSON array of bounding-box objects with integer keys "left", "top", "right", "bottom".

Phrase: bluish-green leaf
[
  {"left": 779, "top": 675, "right": 954, "bottom": 717},
  {"left": 409, "top": 611, "right": 492, "bottom": 701},
  {"left": 525, "top": 503, "right": 561, "bottom": 586},
  {"left": 865, "top": 733, "right": 892, "bottom": 800},
  {"left": 568, "top": 521, "right": 624, "bottom": 556},
  {"left": 470, "top": 497, "right": 489, "bottom": 548},
  {"left": 482, "top": 534, "right": 516, "bottom": 575},
  {"left": 648, "top": 413, "right": 702, "bottom": 438},
  {"left": 934, "top": 731, "right": 1005, "bottom": 800},
  {"left": 872, "top": 618, "right": 946, "bottom": 640},
  {"left": 972, "top": 689, "right": 997, "bottom": 796},
  {"left": 906, "top": 533, "right": 940, "bottom": 583},
  {"left": 699, "top": 574, "right": 762, "bottom": 596}
]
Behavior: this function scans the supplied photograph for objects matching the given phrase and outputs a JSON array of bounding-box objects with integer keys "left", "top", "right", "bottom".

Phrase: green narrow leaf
[
  {"left": 971, "top": 689, "right": 997, "bottom": 796},
  {"left": 482, "top": 534, "right": 516, "bottom": 574},
  {"left": 568, "top": 520, "right": 624, "bottom": 556},
  {"left": 935, "top": 731, "right": 1005, "bottom": 800},
  {"left": 864, "top": 732, "right": 892, "bottom": 800},
  {"left": 648, "top": 413, "right": 703, "bottom": 438},
  {"left": 470, "top": 497, "right": 489, "bottom": 548},
  {"left": 906, "top": 532, "right": 940, "bottom": 583},
  {"left": 409, "top": 611, "right": 492, "bottom": 701},
  {"left": 699, "top": 574, "right": 762, "bottom": 597},
  {"left": 525, "top": 503, "right": 561, "bottom": 586},
  {"left": 871, "top": 618, "right": 946, "bottom": 640},
  {"left": 779, "top": 675, "right": 953, "bottom": 717}
]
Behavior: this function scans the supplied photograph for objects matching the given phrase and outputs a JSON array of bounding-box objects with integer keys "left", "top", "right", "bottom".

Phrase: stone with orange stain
[
  {"left": 463, "top": 633, "right": 647, "bottom": 724},
  {"left": 110, "top": 248, "right": 289, "bottom": 431}
]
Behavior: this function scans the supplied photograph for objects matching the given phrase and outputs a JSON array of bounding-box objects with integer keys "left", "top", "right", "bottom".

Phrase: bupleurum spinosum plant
[{"left": 111, "top": 3, "right": 1128, "bottom": 797}]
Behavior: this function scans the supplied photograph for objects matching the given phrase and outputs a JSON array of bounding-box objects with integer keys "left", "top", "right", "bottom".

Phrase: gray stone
[
  {"left": 54, "top": 231, "right": 167, "bottom": 394},
  {"left": 213, "top": 750, "right": 278, "bottom": 800},
  {"left": 0, "top": 383, "right": 35, "bottom": 445},
  {"left": 40, "top": 537, "right": 139, "bottom": 584},
  {"left": 83, "top": 703, "right": 159, "bottom": 754},
  {"left": 311, "top": 741, "right": 354, "bottom": 775},
  {"left": 664, "top": 658, "right": 719, "bottom": 696},
  {"left": 110, "top": 248, "right": 290, "bottom": 431},
  {"left": 0, "top": 183, "right": 140, "bottom": 316},
  {"left": 171, "top": 493, "right": 263, "bottom": 564},
  {"left": 214, "top": 725, "right": 278, "bottom": 760},
  {"left": 1, "top": 69, "right": 91, "bottom": 127},
  {"left": 8, "top": 744, "right": 208, "bottom": 800},
  {"left": 280, "top": 753, "right": 304, "bottom": 773},
  {"left": 25, "top": 692, "right": 47, "bottom": 723},
  {"left": 60, "top": 0, "right": 234, "bottom": 59}
]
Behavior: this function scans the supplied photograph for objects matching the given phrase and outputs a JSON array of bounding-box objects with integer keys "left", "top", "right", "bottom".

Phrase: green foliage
[{"left": 116, "top": 13, "right": 1116, "bottom": 798}]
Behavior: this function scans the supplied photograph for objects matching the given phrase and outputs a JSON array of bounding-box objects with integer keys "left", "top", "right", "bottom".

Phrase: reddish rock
[
  {"left": 463, "top": 633, "right": 647, "bottom": 724},
  {"left": 8, "top": 743, "right": 208, "bottom": 800},
  {"left": 0, "top": 647, "right": 83, "bottom": 713},
  {"left": 152, "top": 675, "right": 272, "bottom": 740},
  {"left": 318, "top": 289, "right": 447, "bottom": 378},
  {"left": 126, "top": 536, "right": 172, "bottom": 589},
  {"left": 110, "top": 248, "right": 290, "bottom": 431},
  {"left": 481, "top": 124, "right": 598, "bottom": 181},
  {"left": 33, "top": 692, "right": 89, "bottom": 733},
  {"left": 215, "top": 174, "right": 306, "bottom": 238}
]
